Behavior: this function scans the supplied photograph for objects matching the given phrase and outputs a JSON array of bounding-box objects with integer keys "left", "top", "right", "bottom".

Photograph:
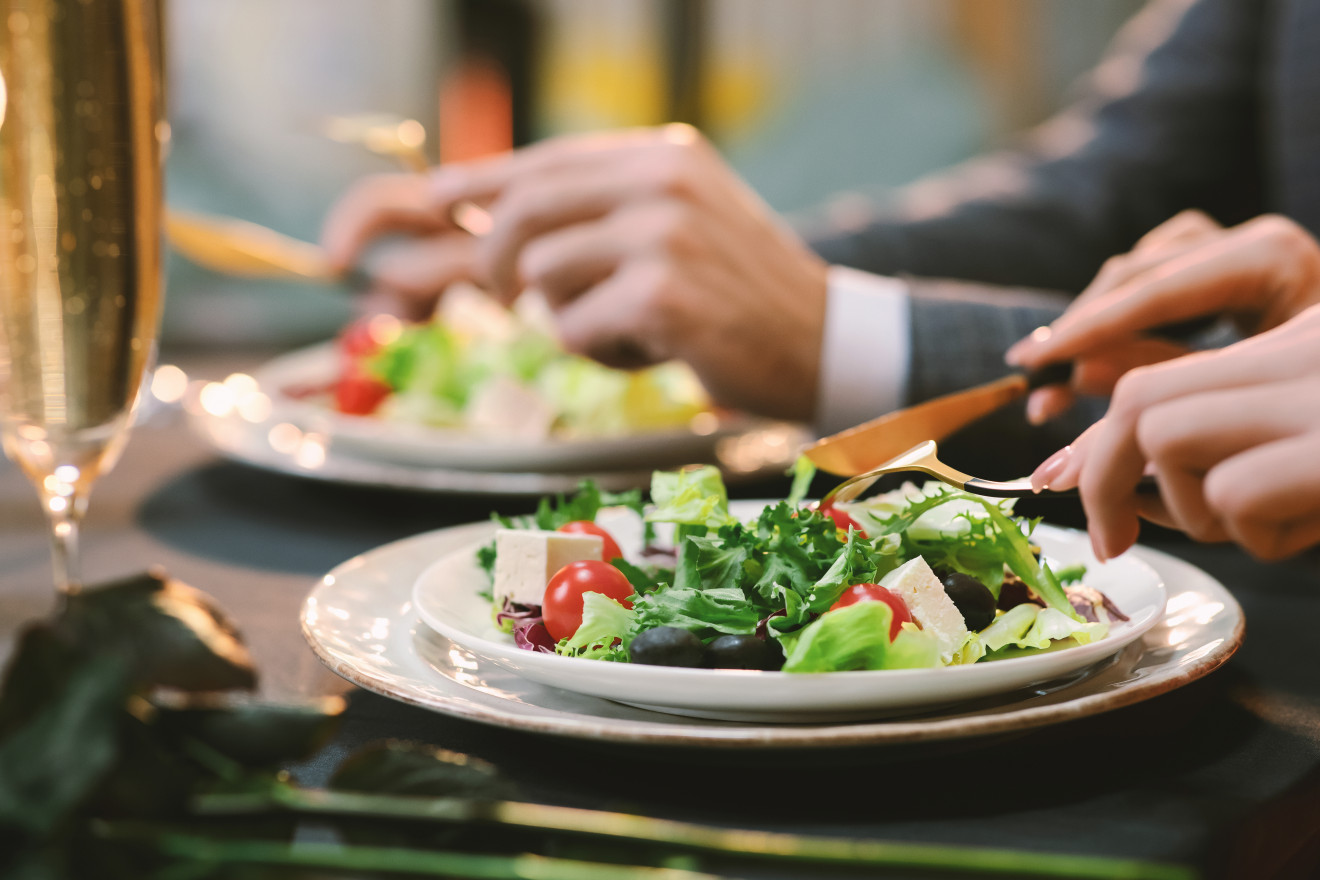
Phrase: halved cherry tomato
[
  {"left": 557, "top": 520, "right": 623, "bottom": 561},
  {"left": 335, "top": 373, "right": 391, "bottom": 415},
  {"left": 822, "top": 506, "right": 865, "bottom": 537},
  {"left": 814, "top": 501, "right": 866, "bottom": 537},
  {"left": 338, "top": 318, "right": 384, "bottom": 361},
  {"left": 543, "top": 560, "right": 634, "bottom": 641},
  {"left": 828, "top": 583, "right": 912, "bottom": 641}
]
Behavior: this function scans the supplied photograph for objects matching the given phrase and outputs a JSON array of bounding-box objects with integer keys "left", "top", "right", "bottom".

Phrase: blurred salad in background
[{"left": 325, "top": 286, "right": 710, "bottom": 438}]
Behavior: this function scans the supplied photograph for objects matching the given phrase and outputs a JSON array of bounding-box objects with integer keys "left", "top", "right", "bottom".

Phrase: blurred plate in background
[{"left": 182, "top": 356, "right": 808, "bottom": 494}]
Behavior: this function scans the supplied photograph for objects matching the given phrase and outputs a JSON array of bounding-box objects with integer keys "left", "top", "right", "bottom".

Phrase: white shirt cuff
[{"left": 814, "top": 265, "right": 910, "bottom": 435}]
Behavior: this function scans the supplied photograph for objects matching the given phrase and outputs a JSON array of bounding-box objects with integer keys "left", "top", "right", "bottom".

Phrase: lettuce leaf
[
  {"left": 556, "top": 593, "right": 636, "bottom": 661},
  {"left": 972, "top": 603, "right": 1107, "bottom": 659},
  {"left": 779, "top": 603, "right": 940, "bottom": 672},
  {"left": 785, "top": 456, "right": 817, "bottom": 508},
  {"left": 631, "top": 585, "right": 760, "bottom": 637},
  {"left": 647, "top": 466, "right": 737, "bottom": 530}
]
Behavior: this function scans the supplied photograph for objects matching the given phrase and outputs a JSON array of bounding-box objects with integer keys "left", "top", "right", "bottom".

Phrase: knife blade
[
  {"left": 166, "top": 210, "right": 344, "bottom": 283},
  {"left": 802, "top": 363, "right": 1072, "bottom": 476}
]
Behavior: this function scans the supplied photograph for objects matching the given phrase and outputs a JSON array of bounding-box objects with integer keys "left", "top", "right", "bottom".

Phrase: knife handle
[{"left": 1024, "top": 361, "right": 1074, "bottom": 391}]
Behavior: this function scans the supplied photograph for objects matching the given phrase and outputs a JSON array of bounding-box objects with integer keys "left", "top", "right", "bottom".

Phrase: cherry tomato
[
  {"left": 335, "top": 373, "right": 391, "bottom": 415},
  {"left": 828, "top": 584, "right": 912, "bottom": 641},
  {"left": 543, "top": 560, "right": 634, "bottom": 641},
  {"left": 814, "top": 502, "right": 866, "bottom": 537},
  {"left": 338, "top": 318, "right": 384, "bottom": 360},
  {"left": 557, "top": 521, "right": 623, "bottom": 561}
]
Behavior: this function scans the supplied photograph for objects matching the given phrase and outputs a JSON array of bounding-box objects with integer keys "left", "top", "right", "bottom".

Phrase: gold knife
[
  {"left": 802, "top": 364, "right": 1071, "bottom": 476},
  {"left": 166, "top": 210, "right": 342, "bottom": 282},
  {"left": 166, "top": 204, "right": 493, "bottom": 284}
]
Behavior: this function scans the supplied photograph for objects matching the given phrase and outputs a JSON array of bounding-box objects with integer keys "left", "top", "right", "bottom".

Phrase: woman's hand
[
  {"left": 1031, "top": 305, "right": 1320, "bottom": 562},
  {"left": 1006, "top": 211, "right": 1320, "bottom": 423}
]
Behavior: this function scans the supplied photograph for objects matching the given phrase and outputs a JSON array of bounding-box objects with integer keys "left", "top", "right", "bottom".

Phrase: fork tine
[{"left": 819, "top": 440, "right": 1047, "bottom": 506}]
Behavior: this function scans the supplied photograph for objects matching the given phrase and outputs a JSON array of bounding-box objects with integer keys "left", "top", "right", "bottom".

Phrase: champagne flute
[{"left": 0, "top": 0, "right": 164, "bottom": 595}]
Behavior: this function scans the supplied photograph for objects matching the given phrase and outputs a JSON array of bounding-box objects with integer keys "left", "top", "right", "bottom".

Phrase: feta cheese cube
[
  {"left": 880, "top": 557, "right": 969, "bottom": 663},
  {"left": 492, "top": 529, "right": 603, "bottom": 607}
]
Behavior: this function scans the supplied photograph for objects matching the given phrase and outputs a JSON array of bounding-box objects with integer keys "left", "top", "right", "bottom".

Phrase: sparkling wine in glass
[{"left": 0, "top": 0, "right": 164, "bottom": 595}]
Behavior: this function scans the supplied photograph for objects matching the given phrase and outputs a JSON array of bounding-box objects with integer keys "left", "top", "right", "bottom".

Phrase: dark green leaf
[
  {"left": 0, "top": 842, "right": 65, "bottom": 880},
  {"left": 86, "top": 706, "right": 207, "bottom": 822},
  {"left": 534, "top": 481, "right": 605, "bottom": 531},
  {"left": 331, "top": 741, "right": 513, "bottom": 801},
  {"left": 0, "top": 626, "right": 129, "bottom": 839},
  {"left": 610, "top": 558, "right": 670, "bottom": 594},
  {"left": 156, "top": 696, "right": 346, "bottom": 768},
  {"left": 60, "top": 570, "right": 257, "bottom": 693}
]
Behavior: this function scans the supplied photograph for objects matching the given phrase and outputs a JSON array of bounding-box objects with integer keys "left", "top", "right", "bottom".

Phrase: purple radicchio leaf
[
  {"left": 495, "top": 599, "right": 557, "bottom": 653},
  {"left": 997, "top": 577, "right": 1046, "bottom": 612},
  {"left": 1065, "top": 585, "right": 1129, "bottom": 623},
  {"left": 495, "top": 599, "right": 542, "bottom": 630},
  {"left": 513, "top": 622, "right": 556, "bottom": 653}
]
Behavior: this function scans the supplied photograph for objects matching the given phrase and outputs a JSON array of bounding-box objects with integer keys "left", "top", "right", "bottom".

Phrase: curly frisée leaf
[
  {"left": 533, "top": 480, "right": 644, "bottom": 532},
  {"left": 851, "top": 484, "right": 1080, "bottom": 621}
]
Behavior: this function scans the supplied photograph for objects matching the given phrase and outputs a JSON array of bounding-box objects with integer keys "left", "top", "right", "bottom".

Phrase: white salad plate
[
  {"left": 251, "top": 343, "right": 786, "bottom": 473},
  {"left": 410, "top": 506, "right": 1166, "bottom": 722},
  {"left": 184, "top": 346, "right": 808, "bottom": 494},
  {"left": 303, "top": 509, "right": 1244, "bottom": 746}
]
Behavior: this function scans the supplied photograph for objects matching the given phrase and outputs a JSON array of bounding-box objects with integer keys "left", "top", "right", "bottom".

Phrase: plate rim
[{"left": 301, "top": 520, "right": 1244, "bottom": 748}]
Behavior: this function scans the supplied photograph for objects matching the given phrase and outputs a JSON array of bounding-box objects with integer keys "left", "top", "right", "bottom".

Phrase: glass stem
[{"left": 47, "top": 493, "right": 86, "bottom": 596}]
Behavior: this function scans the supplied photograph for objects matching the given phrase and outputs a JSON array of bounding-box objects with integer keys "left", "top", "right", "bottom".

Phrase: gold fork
[
  {"left": 820, "top": 440, "right": 1039, "bottom": 507},
  {"left": 322, "top": 113, "right": 493, "bottom": 235},
  {"left": 820, "top": 440, "right": 1159, "bottom": 507}
]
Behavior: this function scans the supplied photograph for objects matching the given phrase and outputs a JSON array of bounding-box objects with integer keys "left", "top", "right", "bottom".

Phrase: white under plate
[
  {"left": 303, "top": 516, "right": 1242, "bottom": 746},
  {"left": 253, "top": 343, "right": 788, "bottom": 472},
  {"left": 411, "top": 506, "right": 1165, "bottom": 721}
]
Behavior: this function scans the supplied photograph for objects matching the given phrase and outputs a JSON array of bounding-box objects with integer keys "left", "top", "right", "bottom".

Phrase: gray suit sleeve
[
  {"left": 900, "top": 279, "right": 1109, "bottom": 479},
  {"left": 802, "top": 0, "right": 1267, "bottom": 295}
]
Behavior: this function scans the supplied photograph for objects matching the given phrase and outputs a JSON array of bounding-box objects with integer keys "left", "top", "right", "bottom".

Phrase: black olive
[
  {"left": 629, "top": 626, "right": 707, "bottom": 667},
  {"left": 707, "top": 634, "right": 784, "bottom": 671},
  {"left": 941, "top": 572, "right": 997, "bottom": 631}
]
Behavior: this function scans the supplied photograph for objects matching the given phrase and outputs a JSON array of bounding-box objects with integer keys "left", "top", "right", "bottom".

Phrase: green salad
[
  {"left": 334, "top": 302, "right": 709, "bottom": 437},
  {"left": 479, "top": 466, "right": 1124, "bottom": 673}
]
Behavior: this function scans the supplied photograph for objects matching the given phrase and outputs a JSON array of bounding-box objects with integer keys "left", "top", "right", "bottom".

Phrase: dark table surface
[{"left": 2, "top": 348, "right": 1318, "bottom": 880}]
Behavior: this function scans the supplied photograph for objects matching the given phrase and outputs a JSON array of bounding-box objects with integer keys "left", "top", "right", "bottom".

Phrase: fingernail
[
  {"left": 1026, "top": 394, "right": 1050, "bottom": 426},
  {"left": 1005, "top": 326, "right": 1051, "bottom": 366},
  {"left": 1031, "top": 446, "right": 1072, "bottom": 492}
]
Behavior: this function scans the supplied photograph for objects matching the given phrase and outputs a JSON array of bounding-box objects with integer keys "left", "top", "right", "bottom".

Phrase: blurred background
[{"left": 163, "top": 0, "right": 1145, "bottom": 347}]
